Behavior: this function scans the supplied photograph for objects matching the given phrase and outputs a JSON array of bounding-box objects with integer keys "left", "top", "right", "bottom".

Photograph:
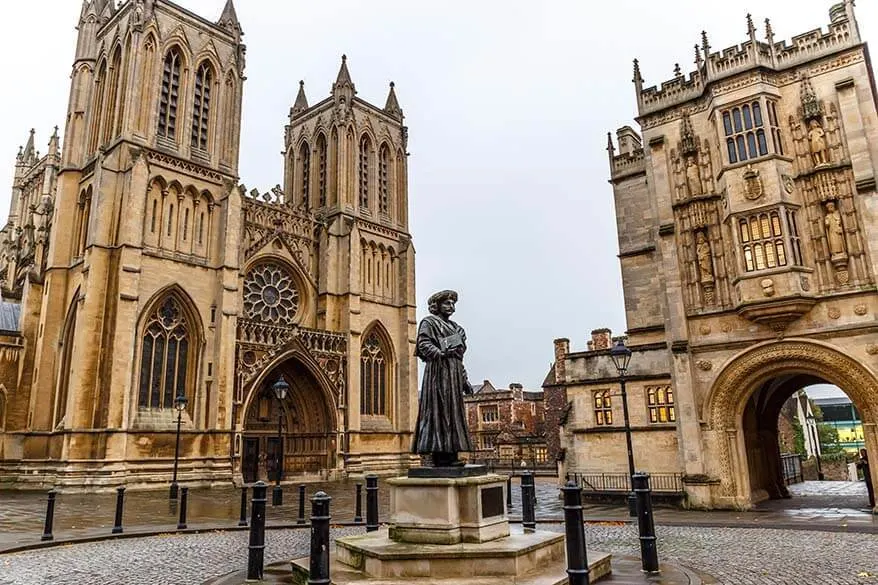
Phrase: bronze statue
[{"left": 412, "top": 290, "right": 474, "bottom": 467}]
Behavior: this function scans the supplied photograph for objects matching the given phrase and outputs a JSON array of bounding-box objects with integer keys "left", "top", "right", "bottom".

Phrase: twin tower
[{"left": 0, "top": 0, "right": 419, "bottom": 488}]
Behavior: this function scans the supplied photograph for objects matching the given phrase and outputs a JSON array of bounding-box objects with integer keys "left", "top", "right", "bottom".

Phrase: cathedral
[
  {"left": 546, "top": 2, "right": 878, "bottom": 510},
  {"left": 0, "top": 0, "right": 419, "bottom": 489}
]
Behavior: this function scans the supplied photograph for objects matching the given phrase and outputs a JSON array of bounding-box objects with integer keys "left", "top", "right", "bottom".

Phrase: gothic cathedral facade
[
  {"left": 547, "top": 2, "right": 878, "bottom": 510},
  {"left": 0, "top": 0, "right": 418, "bottom": 489}
]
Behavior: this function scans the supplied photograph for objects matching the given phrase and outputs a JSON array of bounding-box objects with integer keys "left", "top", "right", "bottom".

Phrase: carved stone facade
[
  {"left": 0, "top": 0, "right": 418, "bottom": 489},
  {"left": 549, "top": 3, "right": 878, "bottom": 511}
]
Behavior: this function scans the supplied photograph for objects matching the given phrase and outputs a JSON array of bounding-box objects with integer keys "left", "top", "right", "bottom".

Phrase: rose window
[{"left": 243, "top": 263, "right": 300, "bottom": 324}]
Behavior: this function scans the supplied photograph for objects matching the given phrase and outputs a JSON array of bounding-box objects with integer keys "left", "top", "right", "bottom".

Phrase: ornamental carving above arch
[{"left": 706, "top": 339, "right": 878, "bottom": 431}]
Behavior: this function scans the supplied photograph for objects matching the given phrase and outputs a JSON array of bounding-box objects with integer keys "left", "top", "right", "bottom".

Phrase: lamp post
[
  {"left": 271, "top": 376, "right": 290, "bottom": 506},
  {"left": 609, "top": 339, "right": 637, "bottom": 517},
  {"left": 805, "top": 412, "right": 824, "bottom": 481},
  {"left": 169, "top": 393, "right": 189, "bottom": 500}
]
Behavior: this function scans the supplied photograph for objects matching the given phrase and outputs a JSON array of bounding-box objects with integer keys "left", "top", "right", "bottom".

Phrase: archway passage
[
  {"left": 743, "top": 376, "right": 872, "bottom": 512},
  {"left": 706, "top": 340, "right": 878, "bottom": 512},
  {"left": 241, "top": 358, "right": 336, "bottom": 483}
]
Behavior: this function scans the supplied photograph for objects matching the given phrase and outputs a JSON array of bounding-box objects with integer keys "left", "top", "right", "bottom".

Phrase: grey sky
[{"left": 1, "top": 1, "right": 874, "bottom": 389}]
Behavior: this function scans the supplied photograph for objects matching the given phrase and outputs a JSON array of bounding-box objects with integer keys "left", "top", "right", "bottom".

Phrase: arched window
[
  {"left": 191, "top": 61, "right": 213, "bottom": 150},
  {"left": 379, "top": 144, "right": 390, "bottom": 215},
  {"left": 359, "top": 135, "right": 372, "bottom": 210},
  {"left": 89, "top": 59, "right": 108, "bottom": 152},
  {"left": 299, "top": 141, "right": 311, "bottom": 207},
  {"left": 103, "top": 46, "right": 122, "bottom": 145},
  {"left": 138, "top": 295, "right": 193, "bottom": 409},
  {"left": 137, "top": 35, "right": 157, "bottom": 133},
  {"left": 158, "top": 48, "right": 183, "bottom": 140},
  {"left": 54, "top": 297, "right": 79, "bottom": 428},
  {"left": 360, "top": 328, "right": 390, "bottom": 416},
  {"left": 316, "top": 134, "right": 327, "bottom": 207}
]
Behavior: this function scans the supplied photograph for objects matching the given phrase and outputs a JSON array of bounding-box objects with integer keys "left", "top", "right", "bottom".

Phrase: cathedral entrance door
[{"left": 241, "top": 357, "right": 337, "bottom": 481}]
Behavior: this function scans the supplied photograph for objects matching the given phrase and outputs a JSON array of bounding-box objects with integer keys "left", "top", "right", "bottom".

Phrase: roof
[
  {"left": 0, "top": 301, "right": 21, "bottom": 333},
  {"left": 523, "top": 390, "right": 544, "bottom": 401}
]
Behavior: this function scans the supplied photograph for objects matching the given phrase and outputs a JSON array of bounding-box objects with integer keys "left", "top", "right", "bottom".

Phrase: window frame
[
  {"left": 593, "top": 389, "right": 613, "bottom": 426},
  {"left": 720, "top": 98, "right": 775, "bottom": 165},
  {"left": 646, "top": 385, "right": 676, "bottom": 424}
]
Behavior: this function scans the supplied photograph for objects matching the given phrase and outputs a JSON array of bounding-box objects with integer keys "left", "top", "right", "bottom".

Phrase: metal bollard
[
  {"left": 365, "top": 474, "right": 379, "bottom": 532},
  {"left": 238, "top": 486, "right": 248, "bottom": 527},
  {"left": 308, "top": 491, "right": 332, "bottom": 585},
  {"left": 354, "top": 483, "right": 363, "bottom": 523},
  {"left": 506, "top": 475, "right": 513, "bottom": 511},
  {"left": 562, "top": 480, "right": 590, "bottom": 585},
  {"left": 633, "top": 473, "right": 660, "bottom": 574},
  {"left": 41, "top": 490, "right": 57, "bottom": 542},
  {"left": 247, "top": 481, "right": 267, "bottom": 581},
  {"left": 177, "top": 487, "right": 189, "bottom": 530},
  {"left": 297, "top": 484, "right": 307, "bottom": 524},
  {"left": 521, "top": 472, "right": 536, "bottom": 531},
  {"left": 112, "top": 487, "right": 125, "bottom": 534}
]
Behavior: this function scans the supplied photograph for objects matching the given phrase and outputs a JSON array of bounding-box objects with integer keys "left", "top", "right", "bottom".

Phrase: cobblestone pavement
[{"left": 1, "top": 523, "right": 877, "bottom": 585}]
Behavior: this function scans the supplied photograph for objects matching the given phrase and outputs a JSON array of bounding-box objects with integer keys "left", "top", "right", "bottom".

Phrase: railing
[
  {"left": 570, "top": 472, "right": 685, "bottom": 494},
  {"left": 780, "top": 453, "right": 803, "bottom": 485},
  {"left": 468, "top": 457, "right": 556, "bottom": 475}
]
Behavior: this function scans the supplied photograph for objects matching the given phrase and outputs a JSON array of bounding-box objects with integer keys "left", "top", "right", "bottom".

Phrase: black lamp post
[
  {"left": 805, "top": 412, "right": 824, "bottom": 481},
  {"left": 609, "top": 339, "right": 637, "bottom": 517},
  {"left": 169, "top": 393, "right": 189, "bottom": 500},
  {"left": 271, "top": 376, "right": 290, "bottom": 506}
]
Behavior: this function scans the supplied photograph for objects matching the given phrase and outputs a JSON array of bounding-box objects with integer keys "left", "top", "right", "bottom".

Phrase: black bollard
[
  {"left": 112, "top": 487, "right": 125, "bottom": 534},
  {"left": 238, "top": 486, "right": 248, "bottom": 527},
  {"left": 633, "top": 473, "right": 659, "bottom": 574},
  {"left": 41, "top": 490, "right": 57, "bottom": 542},
  {"left": 521, "top": 472, "right": 536, "bottom": 531},
  {"left": 247, "top": 481, "right": 268, "bottom": 581},
  {"left": 506, "top": 475, "right": 513, "bottom": 511},
  {"left": 354, "top": 483, "right": 363, "bottom": 523},
  {"left": 297, "top": 484, "right": 307, "bottom": 524},
  {"left": 562, "top": 480, "right": 590, "bottom": 585},
  {"left": 177, "top": 487, "right": 189, "bottom": 530},
  {"left": 365, "top": 474, "right": 379, "bottom": 532},
  {"left": 308, "top": 491, "right": 332, "bottom": 585}
]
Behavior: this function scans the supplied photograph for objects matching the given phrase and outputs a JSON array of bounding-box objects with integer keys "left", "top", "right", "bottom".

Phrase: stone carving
[
  {"left": 828, "top": 307, "right": 841, "bottom": 320},
  {"left": 720, "top": 321, "right": 733, "bottom": 333},
  {"left": 855, "top": 304, "right": 868, "bottom": 316},
  {"left": 686, "top": 156, "right": 703, "bottom": 197},
  {"left": 866, "top": 344, "right": 878, "bottom": 356},
  {"left": 743, "top": 165, "right": 763, "bottom": 201},
  {"left": 243, "top": 262, "right": 300, "bottom": 325},
  {"left": 800, "top": 276, "right": 811, "bottom": 292},
  {"left": 760, "top": 278, "right": 775, "bottom": 297},
  {"left": 696, "top": 232, "right": 713, "bottom": 282},
  {"left": 824, "top": 201, "right": 847, "bottom": 258},
  {"left": 671, "top": 116, "right": 714, "bottom": 202},
  {"left": 412, "top": 290, "right": 474, "bottom": 467},
  {"left": 783, "top": 175, "right": 795, "bottom": 194},
  {"left": 696, "top": 360, "right": 713, "bottom": 371},
  {"left": 699, "top": 323, "right": 711, "bottom": 335},
  {"left": 808, "top": 120, "right": 830, "bottom": 167}
]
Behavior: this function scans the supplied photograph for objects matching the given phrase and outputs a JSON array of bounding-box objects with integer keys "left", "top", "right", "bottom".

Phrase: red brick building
[{"left": 464, "top": 380, "right": 548, "bottom": 464}]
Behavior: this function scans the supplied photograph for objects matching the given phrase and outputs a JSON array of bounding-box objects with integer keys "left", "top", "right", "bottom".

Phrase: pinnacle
[
  {"left": 336, "top": 54, "right": 353, "bottom": 86},
  {"left": 384, "top": 81, "right": 403, "bottom": 120},
  {"left": 292, "top": 80, "right": 309, "bottom": 115}
]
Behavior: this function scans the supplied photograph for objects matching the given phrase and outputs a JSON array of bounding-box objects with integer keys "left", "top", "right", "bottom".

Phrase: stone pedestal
[{"left": 388, "top": 473, "right": 510, "bottom": 544}]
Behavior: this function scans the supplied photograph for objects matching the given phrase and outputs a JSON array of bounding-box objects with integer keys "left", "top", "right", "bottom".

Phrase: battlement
[
  {"left": 608, "top": 127, "right": 646, "bottom": 179},
  {"left": 636, "top": 2, "right": 861, "bottom": 116}
]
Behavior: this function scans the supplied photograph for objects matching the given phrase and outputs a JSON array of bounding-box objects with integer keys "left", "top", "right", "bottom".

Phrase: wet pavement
[{"left": 0, "top": 477, "right": 874, "bottom": 551}]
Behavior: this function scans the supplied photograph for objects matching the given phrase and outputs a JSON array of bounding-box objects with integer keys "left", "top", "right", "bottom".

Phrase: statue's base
[{"left": 407, "top": 463, "right": 488, "bottom": 478}]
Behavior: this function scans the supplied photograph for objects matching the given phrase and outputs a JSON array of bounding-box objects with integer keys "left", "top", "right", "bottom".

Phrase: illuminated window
[
  {"left": 739, "top": 211, "right": 786, "bottom": 272},
  {"left": 593, "top": 390, "right": 613, "bottom": 426},
  {"left": 647, "top": 385, "right": 676, "bottom": 424}
]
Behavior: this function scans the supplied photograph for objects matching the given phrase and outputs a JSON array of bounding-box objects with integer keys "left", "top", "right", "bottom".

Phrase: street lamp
[
  {"left": 609, "top": 339, "right": 637, "bottom": 517},
  {"left": 271, "top": 376, "right": 290, "bottom": 506},
  {"left": 169, "top": 393, "right": 189, "bottom": 500},
  {"left": 805, "top": 412, "right": 824, "bottom": 481}
]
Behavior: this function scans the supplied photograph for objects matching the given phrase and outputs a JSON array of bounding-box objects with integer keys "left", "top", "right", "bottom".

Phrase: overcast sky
[{"left": 1, "top": 1, "right": 875, "bottom": 389}]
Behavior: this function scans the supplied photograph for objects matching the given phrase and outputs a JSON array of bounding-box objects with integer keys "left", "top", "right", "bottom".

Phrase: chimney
[
  {"left": 590, "top": 328, "right": 613, "bottom": 351},
  {"left": 829, "top": 2, "right": 846, "bottom": 23},
  {"left": 553, "top": 338, "right": 569, "bottom": 382}
]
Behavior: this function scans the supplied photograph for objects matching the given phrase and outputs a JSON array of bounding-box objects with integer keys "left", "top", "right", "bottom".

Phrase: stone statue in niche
[
  {"left": 808, "top": 120, "right": 830, "bottom": 167},
  {"left": 686, "top": 156, "right": 703, "bottom": 197},
  {"left": 695, "top": 232, "right": 713, "bottom": 283},
  {"left": 824, "top": 201, "right": 847, "bottom": 259}
]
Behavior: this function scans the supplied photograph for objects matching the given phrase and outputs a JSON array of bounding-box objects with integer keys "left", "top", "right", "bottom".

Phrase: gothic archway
[
  {"left": 704, "top": 339, "right": 878, "bottom": 510},
  {"left": 239, "top": 353, "right": 338, "bottom": 483}
]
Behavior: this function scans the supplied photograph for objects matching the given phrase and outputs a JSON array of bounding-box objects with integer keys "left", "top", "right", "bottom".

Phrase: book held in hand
[{"left": 440, "top": 332, "right": 463, "bottom": 353}]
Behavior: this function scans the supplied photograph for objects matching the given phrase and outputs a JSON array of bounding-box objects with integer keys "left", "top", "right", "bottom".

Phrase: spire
[
  {"left": 746, "top": 13, "right": 756, "bottom": 37},
  {"left": 384, "top": 82, "right": 403, "bottom": 120},
  {"left": 331, "top": 54, "right": 356, "bottom": 100},
  {"left": 218, "top": 0, "right": 243, "bottom": 38},
  {"left": 764, "top": 18, "right": 774, "bottom": 44},
  {"left": 22, "top": 129, "right": 36, "bottom": 165},
  {"left": 674, "top": 63, "right": 682, "bottom": 79},
  {"left": 606, "top": 132, "right": 616, "bottom": 166},
  {"left": 632, "top": 58, "right": 643, "bottom": 92},
  {"left": 291, "top": 80, "right": 309, "bottom": 118},
  {"left": 701, "top": 31, "right": 711, "bottom": 57},
  {"left": 48, "top": 126, "right": 60, "bottom": 157},
  {"left": 694, "top": 44, "right": 703, "bottom": 71}
]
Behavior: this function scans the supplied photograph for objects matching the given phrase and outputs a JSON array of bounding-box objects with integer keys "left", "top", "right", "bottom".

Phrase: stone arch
[
  {"left": 360, "top": 320, "right": 396, "bottom": 419},
  {"left": 704, "top": 338, "right": 878, "bottom": 507},
  {"left": 52, "top": 288, "right": 81, "bottom": 429},
  {"left": 241, "top": 255, "right": 311, "bottom": 327},
  {"left": 0, "top": 384, "right": 7, "bottom": 432}
]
